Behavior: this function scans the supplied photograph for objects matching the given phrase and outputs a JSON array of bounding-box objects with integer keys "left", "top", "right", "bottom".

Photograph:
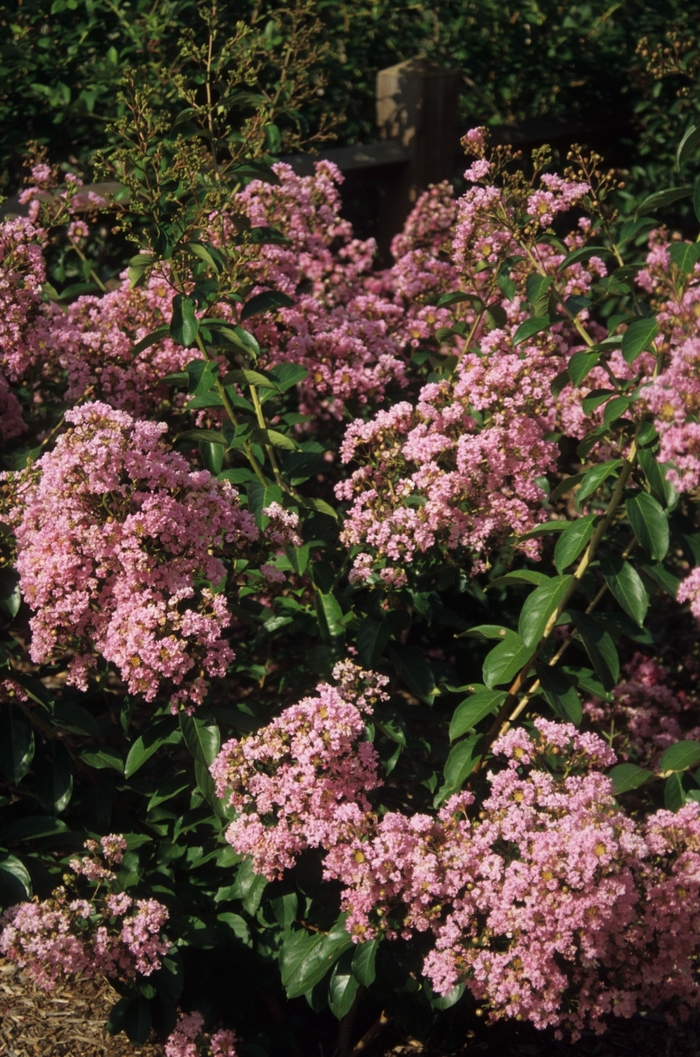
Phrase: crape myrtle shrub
[
  {"left": 4, "top": 0, "right": 700, "bottom": 207},
  {"left": 7, "top": 53, "right": 700, "bottom": 1057}
]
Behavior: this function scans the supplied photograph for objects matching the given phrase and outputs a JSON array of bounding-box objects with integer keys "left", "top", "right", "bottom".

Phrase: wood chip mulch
[{"left": 0, "top": 958, "right": 164, "bottom": 1057}]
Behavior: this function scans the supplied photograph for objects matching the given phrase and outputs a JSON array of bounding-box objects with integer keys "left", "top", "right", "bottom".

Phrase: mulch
[{"left": 2, "top": 955, "right": 700, "bottom": 1057}]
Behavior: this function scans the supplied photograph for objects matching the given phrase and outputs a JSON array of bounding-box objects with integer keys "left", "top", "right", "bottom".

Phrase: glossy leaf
[
  {"left": 170, "top": 294, "right": 199, "bottom": 346},
  {"left": 449, "top": 690, "right": 506, "bottom": 740},
  {"left": 240, "top": 289, "right": 295, "bottom": 320},
  {"left": 670, "top": 241, "right": 700, "bottom": 275},
  {"left": 569, "top": 611, "right": 619, "bottom": 690},
  {"left": 609, "top": 763, "right": 653, "bottom": 794},
  {"left": 599, "top": 552, "right": 649, "bottom": 626},
  {"left": 518, "top": 576, "right": 573, "bottom": 649},
  {"left": 180, "top": 713, "right": 220, "bottom": 767},
  {"left": 659, "top": 741, "right": 700, "bottom": 775},
  {"left": 637, "top": 447, "right": 678, "bottom": 509},
  {"left": 621, "top": 317, "right": 658, "bottom": 364},
  {"left": 554, "top": 515, "right": 597, "bottom": 572},
  {"left": 537, "top": 666, "right": 582, "bottom": 725},
  {"left": 0, "top": 851, "right": 32, "bottom": 903},
  {"left": 125, "top": 717, "right": 181, "bottom": 778},
  {"left": 568, "top": 350, "right": 601, "bottom": 386},
  {"left": 664, "top": 772, "right": 686, "bottom": 812},
  {"left": 483, "top": 634, "right": 531, "bottom": 689},
  {"left": 35, "top": 740, "right": 73, "bottom": 815},
  {"left": 124, "top": 997, "right": 152, "bottom": 1046},
  {"left": 575, "top": 459, "right": 622, "bottom": 510},
  {"left": 513, "top": 315, "right": 552, "bottom": 346},
  {"left": 316, "top": 591, "right": 345, "bottom": 645},
  {"left": 625, "top": 492, "right": 669, "bottom": 560},
  {"left": 52, "top": 701, "right": 100, "bottom": 738},
  {"left": 0, "top": 705, "right": 34, "bottom": 784},
  {"left": 351, "top": 939, "right": 379, "bottom": 986},
  {"left": 329, "top": 949, "right": 360, "bottom": 1019},
  {"left": 388, "top": 644, "right": 436, "bottom": 704},
  {"left": 282, "top": 918, "right": 354, "bottom": 1000},
  {"left": 636, "top": 185, "right": 692, "bottom": 216},
  {"left": 443, "top": 734, "right": 485, "bottom": 792}
]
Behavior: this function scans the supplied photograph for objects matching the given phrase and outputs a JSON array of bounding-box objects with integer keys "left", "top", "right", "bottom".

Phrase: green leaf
[
  {"left": 148, "top": 774, "right": 190, "bottom": 810},
  {"left": 179, "top": 713, "right": 220, "bottom": 767},
  {"left": 285, "top": 543, "right": 310, "bottom": 576},
  {"left": 106, "top": 997, "right": 132, "bottom": 1036},
  {"left": 536, "top": 666, "right": 582, "bottom": 725},
  {"left": 129, "top": 325, "right": 169, "bottom": 356},
  {"left": 218, "top": 911, "right": 252, "bottom": 947},
  {"left": 618, "top": 217, "right": 658, "bottom": 247},
  {"left": 240, "top": 290, "right": 295, "bottom": 320},
  {"left": 599, "top": 552, "right": 649, "bottom": 627},
  {"left": 609, "top": 763, "right": 653, "bottom": 794},
  {"left": 621, "top": 318, "right": 658, "bottom": 364},
  {"left": 525, "top": 273, "right": 552, "bottom": 314},
  {"left": 185, "top": 240, "right": 223, "bottom": 272},
  {"left": 224, "top": 368, "right": 277, "bottom": 389},
  {"left": 637, "top": 448, "right": 678, "bottom": 509},
  {"left": 659, "top": 740, "right": 700, "bottom": 775},
  {"left": 443, "top": 733, "right": 485, "bottom": 790},
  {"left": 436, "top": 291, "right": 483, "bottom": 309},
  {"left": 270, "top": 892, "right": 298, "bottom": 930},
  {"left": 575, "top": 459, "right": 622, "bottom": 510},
  {"left": 232, "top": 858, "right": 268, "bottom": 915},
  {"left": 0, "top": 568, "right": 20, "bottom": 618},
  {"left": 512, "top": 315, "right": 552, "bottom": 346},
  {"left": 677, "top": 124, "right": 700, "bottom": 168},
  {"left": 665, "top": 771, "right": 686, "bottom": 811},
  {"left": 282, "top": 917, "right": 354, "bottom": 1000},
  {"left": 250, "top": 427, "right": 298, "bottom": 451},
  {"left": 124, "top": 997, "right": 152, "bottom": 1047},
  {"left": 554, "top": 515, "right": 597, "bottom": 572},
  {"left": 641, "top": 560, "right": 680, "bottom": 597},
  {"left": 569, "top": 611, "right": 619, "bottom": 690},
  {"left": 125, "top": 717, "right": 181, "bottom": 778},
  {"left": 315, "top": 591, "right": 345, "bottom": 645},
  {"left": 603, "top": 395, "right": 634, "bottom": 426},
  {"left": 79, "top": 744, "right": 124, "bottom": 774},
  {"left": 0, "top": 852, "right": 32, "bottom": 903},
  {"left": 269, "top": 363, "right": 309, "bottom": 390},
  {"left": 388, "top": 644, "right": 436, "bottom": 704},
  {"left": 357, "top": 613, "right": 398, "bottom": 667},
  {"left": 170, "top": 294, "right": 199, "bottom": 347},
  {"left": 52, "top": 701, "right": 100, "bottom": 738},
  {"left": 151, "top": 951, "right": 185, "bottom": 1002},
  {"left": 35, "top": 740, "right": 73, "bottom": 815},
  {"left": 460, "top": 625, "right": 518, "bottom": 640},
  {"left": 0, "top": 816, "right": 69, "bottom": 842},
  {"left": 551, "top": 474, "right": 585, "bottom": 503},
  {"left": 582, "top": 389, "right": 616, "bottom": 415},
  {"left": 177, "top": 428, "right": 228, "bottom": 446},
  {"left": 636, "top": 185, "right": 693, "bottom": 216},
  {"left": 518, "top": 576, "right": 574, "bottom": 649},
  {"left": 670, "top": 241, "right": 700, "bottom": 276},
  {"left": 487, "top": 570, "right": 549, "bottom": 590},
  {"left": 329, "top": 949, "right": 360, "bottom": 1019},
  {"left": 625, "top": 492, "right": 669, "bottom": 561},
  {"left": 246, "top": 481, "right": 283, "bottom": 526},
  {"left": 567, "top": 349, "right": 601, "bottom": 387},
  {"left": 558, "top": 245, "right": 609, "bottom": 269},
  {"left": 482, "top": 634, "right": 530, "bottom": 689},
  {"left": 351, "top": 939, "right": 379, "bottom": 986},
  {"left": 0, "top": 705, "right": 34, "bottom": 784},
  {"left": 695, "top": 176, "right": 700, "bottom": 224},
  {"left": 449, "top": 690, "right": 506, "bottom": 740}
]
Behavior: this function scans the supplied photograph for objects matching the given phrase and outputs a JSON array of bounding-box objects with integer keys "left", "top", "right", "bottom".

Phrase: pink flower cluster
[
  {"left": 584, "top": 652, "right": 700, "bottom": 768},
  {"left": 215, "top": 689, "right": 700, "bottom": 1037},
  {"left": 335, "top": 374, "right": 560, "bottom": 583},
  {"left": 2, "top": 401, "right": 258, "bottom": 707},
  {"left": 210, "top": 662, "right": 386, "bottom": 879},
  {"left": 0, "top": 836, "right": 169, "bottom": 990},
  {"left": 165, "top": 1010, "right": 238, "bottom": 1057},
  {"left": 233, "top": 161, "right": 410, "bottom": 419}
]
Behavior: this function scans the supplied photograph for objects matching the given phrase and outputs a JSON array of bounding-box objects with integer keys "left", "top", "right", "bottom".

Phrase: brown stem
[{"left": 348, "top": 1011, "right": 392, "bottom": 1057}]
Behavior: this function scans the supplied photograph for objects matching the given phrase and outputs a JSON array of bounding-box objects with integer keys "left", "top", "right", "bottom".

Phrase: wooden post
[{"left": 375, "top": 58, "right": 459, "bottom": 258}]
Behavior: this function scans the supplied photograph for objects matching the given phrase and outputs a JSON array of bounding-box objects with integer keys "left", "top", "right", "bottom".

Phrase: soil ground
[{"left": 2, "top": 957, "right": 699, "bottom": 1057}]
